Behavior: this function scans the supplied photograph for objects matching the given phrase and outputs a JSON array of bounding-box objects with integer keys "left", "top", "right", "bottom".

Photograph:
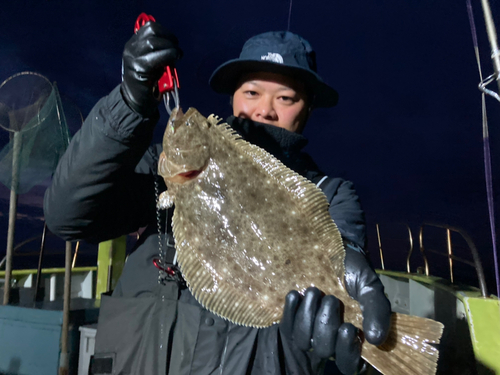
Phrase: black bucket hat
[{"left": 209, "top": 31, "right": 338, "bottom": 108}]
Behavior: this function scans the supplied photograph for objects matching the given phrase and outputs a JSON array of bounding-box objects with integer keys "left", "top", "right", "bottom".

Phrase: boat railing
[
  {"left": 0, "top": 233, "right": 127, "bottom": 303},
  {"left": 376, "top": 223, "right": 414, "bottom": 272},
  {"left": 376, "top": 222, "right": 489, "bottom": 297},
  {"left": 0, "top": 266, "right": 96, "bottom": 302},
  {"left": 419, "top": 222, "right": 488, "bottom": 297}
]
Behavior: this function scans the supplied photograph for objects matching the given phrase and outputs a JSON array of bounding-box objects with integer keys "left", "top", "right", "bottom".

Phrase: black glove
[
  {"left": 280, "top": 248, "right": 391, "bottom": 375},
  {"left": 344, "top": 247, "right": 391, "bottom": 346},
  {"left": 121, "top": 21, "right": 182, "bottom": 116},
  {"left": 280, "top": 288, "right": 362, "bottom": 375}
]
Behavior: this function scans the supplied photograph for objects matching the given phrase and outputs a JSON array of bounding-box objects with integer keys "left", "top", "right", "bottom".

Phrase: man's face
[{"left": 232, "top": 72, "right": 309, "bottom": 133}]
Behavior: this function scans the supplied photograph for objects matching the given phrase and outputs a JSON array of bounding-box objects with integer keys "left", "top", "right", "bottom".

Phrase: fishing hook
[{"left": 164, "top": 79, "right": 180, "bottom": 115}]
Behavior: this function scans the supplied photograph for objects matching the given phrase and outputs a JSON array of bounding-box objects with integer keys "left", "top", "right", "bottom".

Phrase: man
[{"left": 44, "top": 22, "right": 391, "bottom": 375}]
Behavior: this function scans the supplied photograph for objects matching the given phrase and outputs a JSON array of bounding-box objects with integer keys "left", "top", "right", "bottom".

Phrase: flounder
[{"left": 158, "top": 107, "right": 443, "bottom": 375}]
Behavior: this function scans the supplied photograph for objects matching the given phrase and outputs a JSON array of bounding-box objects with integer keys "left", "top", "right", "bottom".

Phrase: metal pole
[
  {"left": 58, "top": 241, "right": 72, "bottom": 375},
  {"left": 3, "top": 131, "right": 21, "bottom": 305},
  {"left": 405, "top": 224, "right": 414, "bottom": 274},
  {"left": 467, "top": 0, "right": 497, "bottom": 297},
  {"left": 480, "top": 0, "right": 500, "bottom": 300},
  {"left": 375, "top": 224, "right": 385, "bottom": 270},
  {"left": 461, "top": 229, "right": 489, "bottom": 298},
  {"left": 34, "top": 223, "right": 48, "bottom": 306},
  {"left": 71, "top": 241, "right": 80, "bottom": 269},
  {"left": 419, "top": 226, "right": 430, "bottom": 276},
  {"left": 480, "top": 0, "right": 500, "bottom": 93},
  {"left": 446, "top": 229, "right": 454, "bottom": 283}
]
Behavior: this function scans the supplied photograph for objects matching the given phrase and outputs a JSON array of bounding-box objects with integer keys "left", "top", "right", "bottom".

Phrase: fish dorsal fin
[
  {"left": 173, "top": 116, "right": 345, "bottom": 327},
  {"left": 207, "top": 114, "right": 223, "bottom": 125}
]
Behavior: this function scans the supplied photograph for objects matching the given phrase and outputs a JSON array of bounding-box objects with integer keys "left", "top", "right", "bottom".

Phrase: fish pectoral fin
[{"left": 158, "top": 190, "right": 174, "bottom": 210}]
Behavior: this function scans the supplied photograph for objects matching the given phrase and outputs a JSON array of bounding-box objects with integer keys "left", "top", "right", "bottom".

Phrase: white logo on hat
[{"left": 261, "top": 52, "right": 284, "bottom": 64}]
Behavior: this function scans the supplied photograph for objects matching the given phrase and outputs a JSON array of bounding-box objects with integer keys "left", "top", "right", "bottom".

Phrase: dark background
[{"left": 0, "top": 0, "right": 498, "bottom": 293}]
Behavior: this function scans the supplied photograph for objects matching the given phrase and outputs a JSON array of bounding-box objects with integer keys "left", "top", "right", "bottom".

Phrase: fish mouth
[
  {"left": 178, "top": 170, "right": 202, "bottom": 179},
  {"left": 167, "top": 168, "right": 204, "bottom": 183},
  {"left": 158, "top": 150, "right": 208, "bottom": 184}
]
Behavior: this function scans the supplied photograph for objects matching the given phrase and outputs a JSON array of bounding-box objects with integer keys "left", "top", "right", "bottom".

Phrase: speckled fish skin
[
  {"left": 158, "top": 107, "right": 355, "bottom": 327},
  {"left": 158, "top": 107, "right": 443, "bottom": 375}
]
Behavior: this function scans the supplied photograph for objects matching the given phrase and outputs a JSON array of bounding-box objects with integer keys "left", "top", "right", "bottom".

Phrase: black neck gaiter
[{"left": 227, "top": 116, "right": 322, "bottom": 179}]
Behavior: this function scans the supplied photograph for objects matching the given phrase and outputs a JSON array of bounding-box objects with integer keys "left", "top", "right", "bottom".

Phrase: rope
[{"left": 466, "top": 0, "right": 500, "bottom": 298}]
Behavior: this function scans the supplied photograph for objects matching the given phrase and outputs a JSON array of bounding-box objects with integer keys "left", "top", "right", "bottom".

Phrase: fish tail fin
[{"left": 361, "top": 313, "right": 443, "bottom": 375}]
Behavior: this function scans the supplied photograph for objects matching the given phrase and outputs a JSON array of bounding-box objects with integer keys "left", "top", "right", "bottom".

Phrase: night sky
[{"left": 0, "top": 0, "right": 499, "bottom": 293}]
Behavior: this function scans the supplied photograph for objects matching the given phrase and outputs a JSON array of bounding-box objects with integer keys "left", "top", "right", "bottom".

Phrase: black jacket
[{"left": 44, "top": 85, "right": 366, "bottom": 375}]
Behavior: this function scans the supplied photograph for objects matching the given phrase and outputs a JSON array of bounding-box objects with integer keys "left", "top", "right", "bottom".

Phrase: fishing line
[
  {"left": 466, "top": 0, "right": 500, "bottom": 298},
  {"left": 287, "top": 0, "right": 293, "bottom": 31}
]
